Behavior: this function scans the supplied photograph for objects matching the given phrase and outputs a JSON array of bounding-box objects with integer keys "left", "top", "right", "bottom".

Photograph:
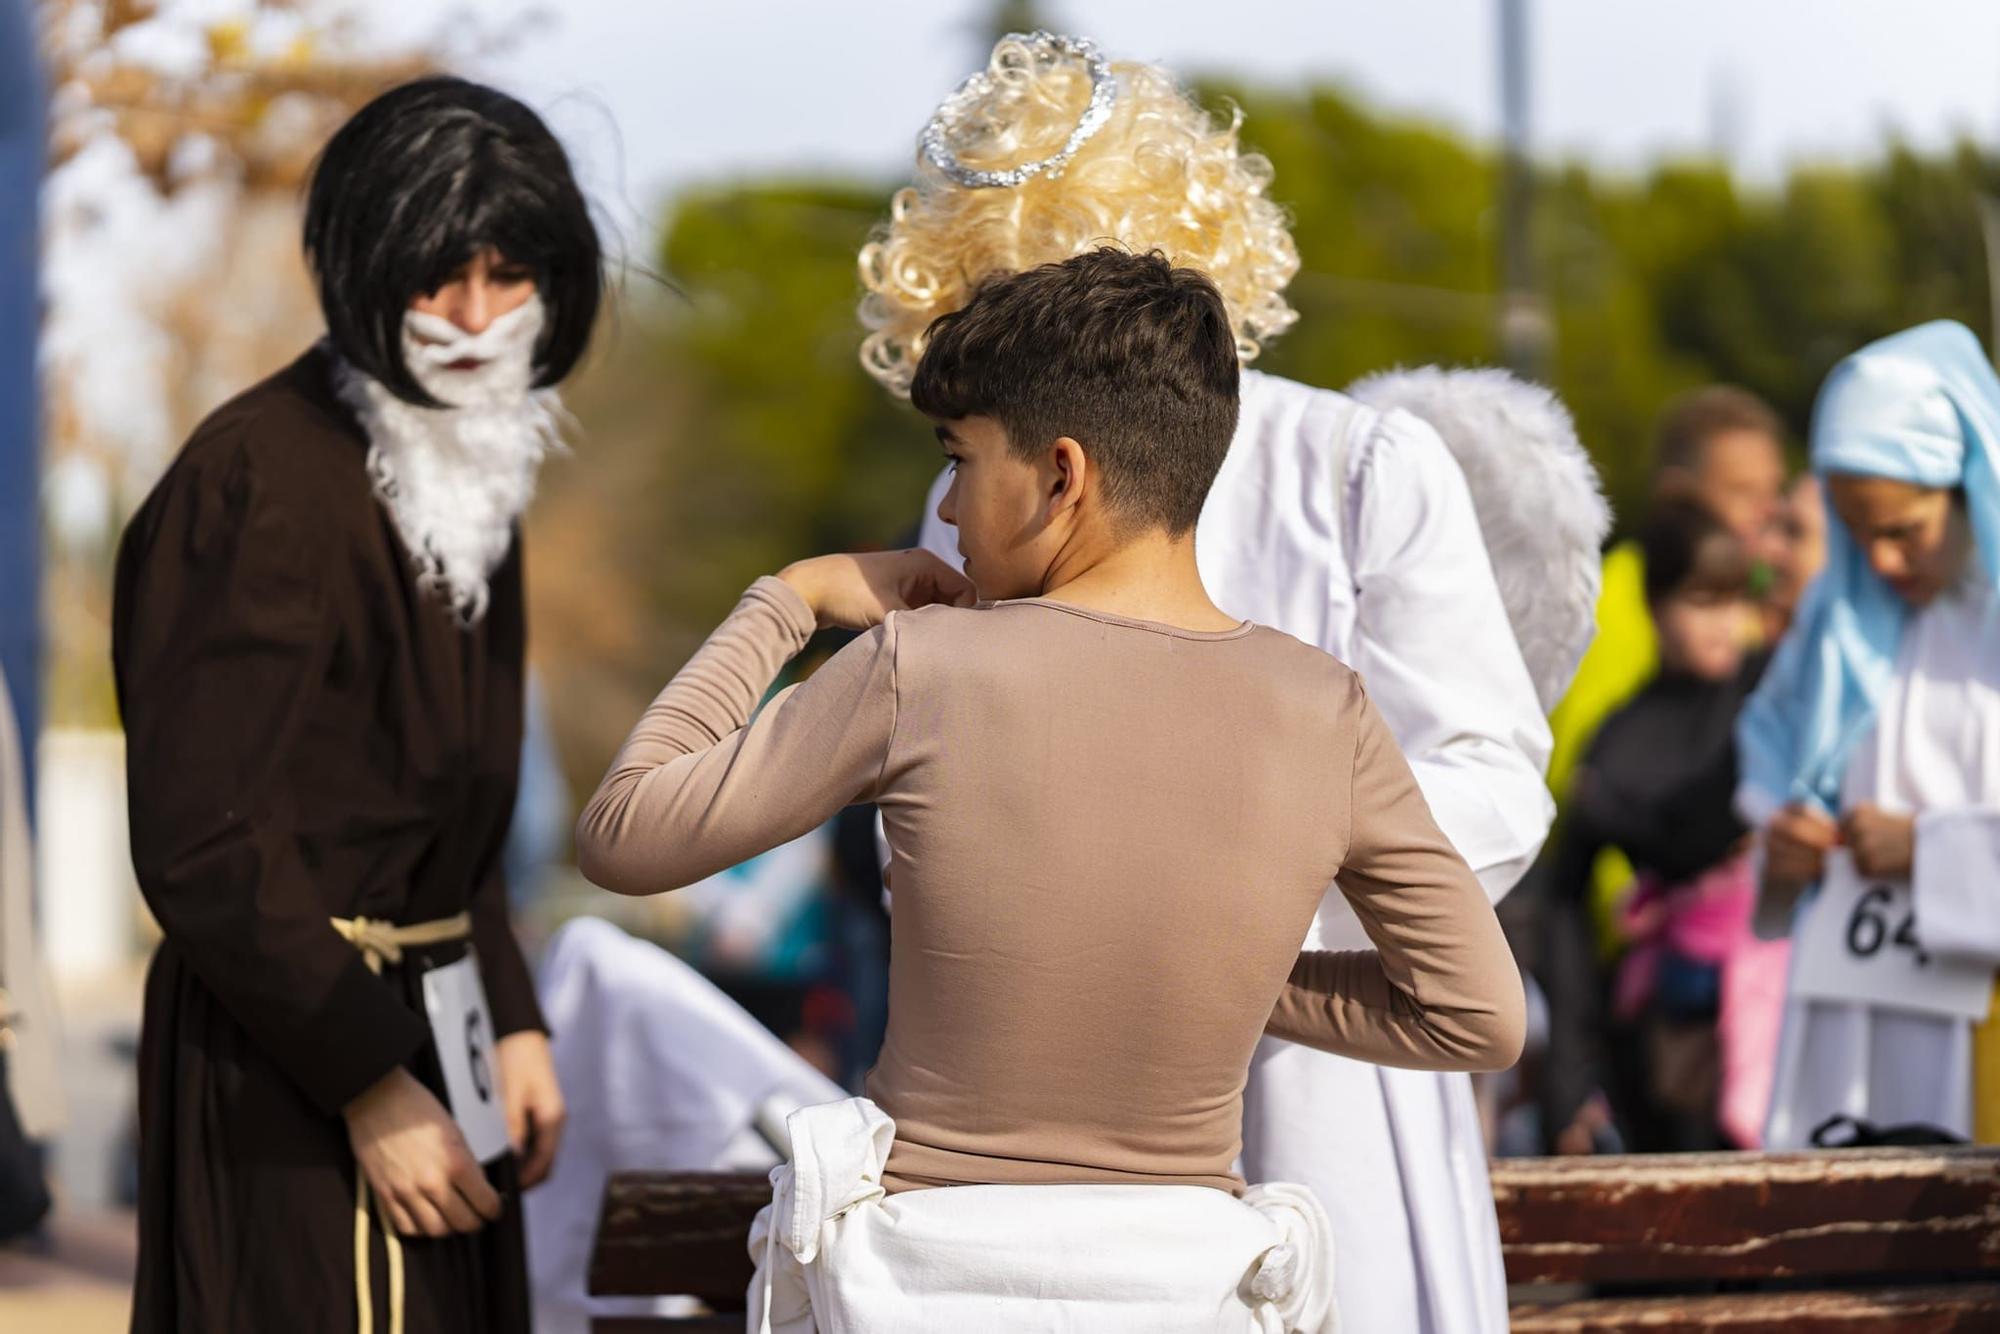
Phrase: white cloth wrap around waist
[{"left": 748, "top": 1097, "right": 1338, "bottom": 1334}]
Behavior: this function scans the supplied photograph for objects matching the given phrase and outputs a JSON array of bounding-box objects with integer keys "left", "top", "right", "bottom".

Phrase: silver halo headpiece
[{"left": 918, "top": 32, "right": 1118, "bottom": 190}]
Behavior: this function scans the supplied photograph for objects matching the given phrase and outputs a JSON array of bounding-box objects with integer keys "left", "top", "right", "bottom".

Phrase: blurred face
[
  {"left": 1826, "top": 474, "right": 1969, "bottom": 608},
  {"left": 408, "top": 247, "right": 538, "bottom": 357},
  {"left": 1685, "top": 429, "right": 1787, "bottom": 559},
  {"left": 932, "top": 416, "right": 1071, "bottom": 600},
  {"left": 1771, "top": 474, "right": 1829, "bottom": 614},
  {"left": 1653, "top": 590, "right": 1750, "bottom": 681}
]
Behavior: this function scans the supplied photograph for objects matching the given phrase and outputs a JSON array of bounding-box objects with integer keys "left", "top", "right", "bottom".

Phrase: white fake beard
[{"left": 331, "top": 295, "right": 566, "bottom": 625}]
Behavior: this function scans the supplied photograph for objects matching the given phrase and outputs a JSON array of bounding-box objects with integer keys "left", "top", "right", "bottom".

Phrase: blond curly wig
[{"left": 858, "top": 35, "right": 1300, "bottom": 397}]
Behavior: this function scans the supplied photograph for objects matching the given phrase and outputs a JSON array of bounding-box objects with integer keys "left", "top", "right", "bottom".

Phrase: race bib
[
  {"left": 420, "top": 951, "right": 510, "bottom": 1163},
  {"left": 1791, "top": 851, "right": 1996, "bottom": 1022}
]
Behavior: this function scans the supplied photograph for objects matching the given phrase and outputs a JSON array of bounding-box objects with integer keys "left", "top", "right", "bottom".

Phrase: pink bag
[
  {"left": 1611, "top": 855, "right": 1790, "bottom": 1148},
  {"left": 1717, "top": 933, "right": 1790, "bottom": 1149}
]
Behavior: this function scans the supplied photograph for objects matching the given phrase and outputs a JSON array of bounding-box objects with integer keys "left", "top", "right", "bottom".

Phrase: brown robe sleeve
[
  {"left": 471, "top": 862, "right": 544, "bottom": 1039},
  {"left": 1265, "top": 684, "right": 1527, "bottom": 1071},
  {"left": 576, "top": 577, "right": 898, "bottom": 895},
  {"left": 469, "top": 541, "right": 546, "bottom": 1039},
  {"left": 114, "top": 435, "right": 429, "bottom": 1115}
]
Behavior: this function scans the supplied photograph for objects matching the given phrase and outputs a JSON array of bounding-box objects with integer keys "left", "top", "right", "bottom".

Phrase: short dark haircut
[
  {"left": 1653, "top": 385, "right": 1784, "bottom": 478},
  {"left": 303, "top": 76, "right": 603, "bottom": 407},
  {"left": 1640, "top": 498, "right": 1752, "bottom": 604},
  {"left": 910, "top": 247, "right": 1239, "bottom": 535}
]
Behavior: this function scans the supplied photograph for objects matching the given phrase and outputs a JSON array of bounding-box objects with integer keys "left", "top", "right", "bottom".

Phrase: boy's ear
[{"left": 1049, "top": 437, "right": 1088, "bottom": 512}]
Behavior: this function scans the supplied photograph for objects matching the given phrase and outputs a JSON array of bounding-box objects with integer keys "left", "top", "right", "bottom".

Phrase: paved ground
[
  {"left": 47, "top": 966, "right": 147, "bottom": 1212},
  {"left": 2, "top": 966, "right": 145, "bottom": 1329},
  {"left": 0, "top": 1208, "right": 135, "bottom": 1331}
]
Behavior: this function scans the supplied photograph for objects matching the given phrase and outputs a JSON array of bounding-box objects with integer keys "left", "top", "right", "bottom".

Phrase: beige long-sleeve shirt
[{"left": 578, "top": 578, "right": 1524, "bottom": 1193}]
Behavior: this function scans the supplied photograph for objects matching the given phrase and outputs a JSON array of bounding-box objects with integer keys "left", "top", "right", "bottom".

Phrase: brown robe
[{"left": 113, "top": 346, "right": 545, "bottom": 1333}]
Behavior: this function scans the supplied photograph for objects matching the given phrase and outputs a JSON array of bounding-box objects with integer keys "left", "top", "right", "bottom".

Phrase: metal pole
[
  {"left": 0, "top": 0, "right": 44, "bottom": 804},
  {"left": 1498, "top": 0, "right": 1550, "bottom": 377},
  {"left": 1979, "top": 195, "right": 2000, "bottom": 364}
]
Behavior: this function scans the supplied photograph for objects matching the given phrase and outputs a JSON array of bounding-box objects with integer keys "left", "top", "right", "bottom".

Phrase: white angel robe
[
  {"left": 526, "top": 917, "right": 845, "bottom": 1334},
  {"left": 1764, "top": 575, "right": 2000, "bottom": 1146},
  {"left": 915, "top": 368, "right": 1554, "bottom": 1334}
]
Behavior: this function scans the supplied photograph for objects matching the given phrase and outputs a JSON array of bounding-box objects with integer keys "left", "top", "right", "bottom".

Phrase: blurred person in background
[
  {"left": 113, "top": 77, "right": 598, "bottom": 1333},
  {"left": 1740, "top": 320, "right": 2000, "bottom": 1149},
  {"left": 1539, "top": 503, "right": 1781, "bottom": 1154},
  {"left": 1524, "top": 387, "right": 1788, "bottom": 1106},
  {"left": 1768, "top": 473, "right": 1830, "bottom": 640},
  {"left": 0, "top": 0, "right": 57, "bottom": 1238},
  {"left": 1547, "top": 386, "right": 1788, "bottom": 804},
  {"left": 0, "top": 660, "right": 60, "bottom": 1242},
  {"left": 859, "top": 31, "right": 1605, "bottom": 1334}
]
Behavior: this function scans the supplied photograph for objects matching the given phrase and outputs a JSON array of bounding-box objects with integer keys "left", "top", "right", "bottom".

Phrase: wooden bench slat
[
  {"left": 590, "top": 1149, "right": 2000, "bottom": 1307},
  {"left": 1511, "top": 1283, "right": 2000, "bottom": 1332},
  {"left": 1493, "top": 1148, "right": 2000, "bottom": 1284},
  {"left": 589, "top": 1172, "right": 771, "bottom": 1301}
]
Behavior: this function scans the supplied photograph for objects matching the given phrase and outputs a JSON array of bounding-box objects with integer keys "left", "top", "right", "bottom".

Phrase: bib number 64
[{"left": 1845, "top": 883, "right": 1930, "bottom": 966}]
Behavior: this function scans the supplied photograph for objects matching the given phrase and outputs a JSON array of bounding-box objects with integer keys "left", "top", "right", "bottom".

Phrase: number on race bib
[
  {"left": 1791, "top": 852, "right": 1992, "bottom": 1021},
  {"left": 1844, "top": 883, "right": 1931, "bottom": 966},
  {"left": 1892, "top": 910, "right": 1930, "bottom": 965},
  {"left": 1845, "top": 885, "right": 1889, "bottom": 957},
  {"left": 422, "top": 953, "right": 510, "bottom": 1162},
  {"left": 466, "top": 1008, "right": 492, "bottom": 1103}
]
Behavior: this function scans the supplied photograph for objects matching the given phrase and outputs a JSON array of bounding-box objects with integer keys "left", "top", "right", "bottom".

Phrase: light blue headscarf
[{"left": 1736, "top": 320, "right": 2000, "bottom": 816}]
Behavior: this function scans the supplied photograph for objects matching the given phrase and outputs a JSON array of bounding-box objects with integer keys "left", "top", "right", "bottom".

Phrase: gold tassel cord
[{"left": 332, "top": 912, "right": 474, "bottom": 1334}]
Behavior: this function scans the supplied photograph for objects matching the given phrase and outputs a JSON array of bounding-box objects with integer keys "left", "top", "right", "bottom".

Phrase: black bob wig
[{"left": 304, "top": 76, "right": 603, "bottom": 407}]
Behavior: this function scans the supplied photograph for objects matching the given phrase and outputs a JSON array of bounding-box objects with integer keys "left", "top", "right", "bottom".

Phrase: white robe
[
  {"left": 526, "top": 917, "right": 845, "bottom": 1334},
  {"left": 749, "top": 1097, "right": 1337, "bottom": 1334},
  {"left": 914, "top": 369, "right": 1554, "bottom": 1334},
  {"left": 1764, "top": 576, "right": 2000, "bottom": 1146}
]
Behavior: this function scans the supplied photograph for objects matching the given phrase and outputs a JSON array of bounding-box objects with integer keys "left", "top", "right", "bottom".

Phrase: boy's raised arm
[{"left": 575, "top": 575, "right": 900, "bottom": 895}]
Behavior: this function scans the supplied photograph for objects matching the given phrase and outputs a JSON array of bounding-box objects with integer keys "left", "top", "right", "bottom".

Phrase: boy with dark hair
[
  {"left": 578, "top": 247, "right": 1524, "bottom": 1331},
  {"left": 909, "top": 249, "right": 1239, "bottom": 540},
  {"left": 116, "top": 76, "right": 598, "bottom": 1334}
]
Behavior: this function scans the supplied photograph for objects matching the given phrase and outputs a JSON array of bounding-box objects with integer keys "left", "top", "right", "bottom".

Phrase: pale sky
[{"left": 354, "top": 0, "right": 2000, "bottom": 247}]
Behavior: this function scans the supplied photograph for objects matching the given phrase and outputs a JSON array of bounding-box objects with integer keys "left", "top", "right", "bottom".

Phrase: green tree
[{"left": 544, "top": 74, "right": 2000, "bottom": 760}]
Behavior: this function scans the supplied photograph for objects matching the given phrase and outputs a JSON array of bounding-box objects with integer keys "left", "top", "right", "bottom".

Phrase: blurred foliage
[
  {"left": 51, "top": 17, "right": 1995, "bottom": 786},
  {"left": 537, "top": 80, "right": 2000, "bottom": 788},
  {"left": 39, "top": 0, "right": 437, "bottom": 187},
  {"left": 619, "top": 83, "right": 2000, "bottom": 640}
]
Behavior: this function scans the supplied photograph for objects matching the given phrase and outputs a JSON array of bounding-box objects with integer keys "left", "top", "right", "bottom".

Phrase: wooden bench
[
  {"left": 1494, "top": 1147, "right": 2000, "bottom": 1330},
  {"left": 588, "top": 1147, "right": 2000, "bottom": 1331}
]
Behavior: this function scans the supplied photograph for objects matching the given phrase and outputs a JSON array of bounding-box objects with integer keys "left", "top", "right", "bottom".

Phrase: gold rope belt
[{"left": 331, "top": 911, "right": 473, "bottom": 1334}]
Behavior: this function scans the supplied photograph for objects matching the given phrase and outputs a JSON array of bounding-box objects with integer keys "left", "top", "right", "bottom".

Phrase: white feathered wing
[{"left": 1348, "top": 367, "right": 1611, "bottom": 713}]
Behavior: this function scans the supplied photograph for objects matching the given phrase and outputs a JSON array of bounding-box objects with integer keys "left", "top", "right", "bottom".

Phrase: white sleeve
[
  {"left": 1346, "top": 408, "right": 1555, "bottom": 902},
  {"left": 1913, "top": 807, "right": 2000, "bottom": 963}
]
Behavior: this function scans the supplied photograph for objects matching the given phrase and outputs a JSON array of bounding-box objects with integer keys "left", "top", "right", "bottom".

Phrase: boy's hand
[
  {"left": 1841, "top": 802, "right": 1915, "bottom": 880},
  {"left": 1765, "top": 802, "right": 1839, "bottom": 890},
  {"left": 779, "top": 551, "right": 976, "bottom": 631}
]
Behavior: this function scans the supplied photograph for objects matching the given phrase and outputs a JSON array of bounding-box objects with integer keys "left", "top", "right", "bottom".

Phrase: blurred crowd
[{"left": 1501, "top": 386, "right": 1818, "bottom": 1157}]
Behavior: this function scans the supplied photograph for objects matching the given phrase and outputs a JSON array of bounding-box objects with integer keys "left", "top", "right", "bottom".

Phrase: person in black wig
[{"left": 114, "top": 76, "right": 600, "bottom": 1333}]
